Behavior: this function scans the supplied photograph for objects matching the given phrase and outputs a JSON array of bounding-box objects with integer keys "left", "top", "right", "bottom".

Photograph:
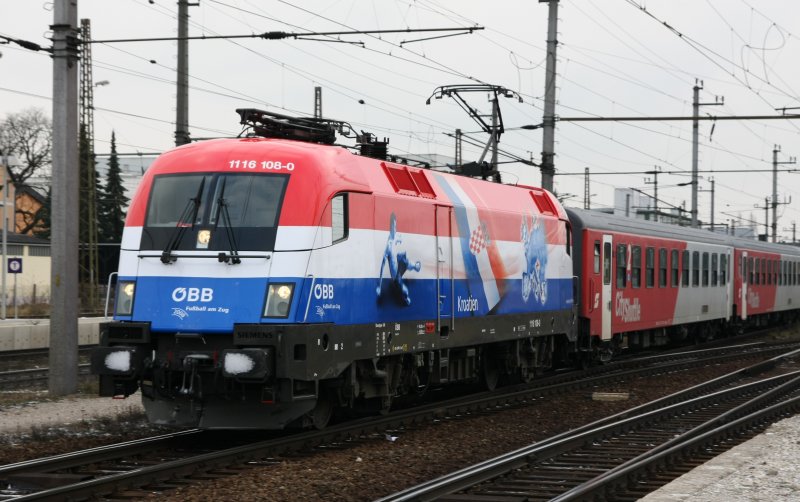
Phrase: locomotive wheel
[
  {"left": 310, "top": 393, "right": 334, "bottom": 430},
  {"left": 482, "top": 357, "right": 500, "bottom": 391}
]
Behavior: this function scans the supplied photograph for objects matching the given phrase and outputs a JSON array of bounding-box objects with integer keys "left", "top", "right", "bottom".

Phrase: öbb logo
[
  {"left": 172, "top": 287, "right": 214, "bottom": 302},
  {"left": 313, "top": 284, "right": 334, "bottom": 300}
]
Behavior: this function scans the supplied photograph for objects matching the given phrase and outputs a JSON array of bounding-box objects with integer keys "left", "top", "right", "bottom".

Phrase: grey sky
[{"left": 2, "top": 0, "right": 799, "bottom": 239}]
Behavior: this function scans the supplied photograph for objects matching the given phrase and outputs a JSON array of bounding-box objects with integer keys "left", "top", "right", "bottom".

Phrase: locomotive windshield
[{"left": 141, "top": 173, "right": 288, "bottom": 252}]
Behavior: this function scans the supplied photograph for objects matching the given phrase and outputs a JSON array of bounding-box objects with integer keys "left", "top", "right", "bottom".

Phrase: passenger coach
[{"left": 568, "top": 207, "right": 800, "bottom": 359}]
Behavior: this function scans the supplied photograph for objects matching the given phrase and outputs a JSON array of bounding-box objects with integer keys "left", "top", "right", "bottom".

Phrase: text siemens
[{"left": 228, "top": 159, "right": 295, "bottom": 170}]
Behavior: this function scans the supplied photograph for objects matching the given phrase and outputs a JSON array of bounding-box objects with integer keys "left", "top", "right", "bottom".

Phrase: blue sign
[{"left": 7, "top": 257, "right": 22, "bottom": 274}]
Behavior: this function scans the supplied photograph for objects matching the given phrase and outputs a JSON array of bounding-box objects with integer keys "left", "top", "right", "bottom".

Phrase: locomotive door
[
  {"left": 741, "top": 251, "right": 748, "bottom": 320},
  {"left": 601, "top": 234, "right": 613, "bottom": 340},
  {"left": 435, "top": 205, "right": 454, "bottom": 333}
]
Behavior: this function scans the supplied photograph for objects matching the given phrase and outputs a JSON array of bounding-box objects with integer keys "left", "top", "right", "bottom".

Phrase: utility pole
[
  {"left": 175, "top": 0, "right": 198, "bottom": 146},
  {"left": 79, "top": 18, "right": 99, "bottom": 310},
  {"left": 314, "top": 86, "right": 322, "bottom": 119},
  {"left": 539, "top": 0, "right": 559, "bottom": 192},
  {"left": 584, "top": 167, "right": 590, "bottom": 210},
  {"left": 698, "top": 178, "right": 716, "bottom": 231},
  {"left": 709, "top": 177, "right": 715, "bottom": 231},
  {"left": 691, "top": 80, "right": 723, "bottom": 228},
  {"left": 644, "top": 166, "right": 661, "bottom": 222},
  {"left": 772, "top": 145, "right": 796, "bottom": 242},
  {"left": 755, "top": 198, "right": 770, "bottom": 241},
  {"left": 50, "top": 0, "right": 80, "bottom": 396}
]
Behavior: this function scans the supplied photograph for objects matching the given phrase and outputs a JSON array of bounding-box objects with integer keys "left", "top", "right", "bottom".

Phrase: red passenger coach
[
  {"left": 568, "top": 208, "right": 731, "bottom": 359},
  {"left": 734, "top": 241, "right": 800, "bottom": 324},
  {"left": 566, "top": 208, "right": 800, "bottom": 360}
]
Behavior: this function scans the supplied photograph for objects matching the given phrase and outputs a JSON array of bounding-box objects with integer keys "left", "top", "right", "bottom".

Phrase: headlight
[
  {"left": 116, "top": 281, "right": 136, "bottom": 316},
  {"left": 197, "top": 229, "right": 211, "bottom": 248},
  {"left": 264, "top": 283, "right": 294, "bottom": 318}
]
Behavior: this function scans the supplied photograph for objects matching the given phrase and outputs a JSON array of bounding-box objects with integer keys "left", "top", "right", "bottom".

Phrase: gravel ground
[
  {"left": 1, "top": 356, "right": 797, "bottom": 501},
  {"left": 157, "top": 359, "right": 769, "bottom": 502}
]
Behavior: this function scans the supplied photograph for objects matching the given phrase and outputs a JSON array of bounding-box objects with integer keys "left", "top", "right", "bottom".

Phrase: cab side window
[{"left": 331, "top": 193, "right": 348, "bottom": 243}]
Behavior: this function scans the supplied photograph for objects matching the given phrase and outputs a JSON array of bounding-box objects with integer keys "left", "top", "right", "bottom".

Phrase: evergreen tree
[{"left": 98, "top": 131, "right": 128, "bottom": 243}]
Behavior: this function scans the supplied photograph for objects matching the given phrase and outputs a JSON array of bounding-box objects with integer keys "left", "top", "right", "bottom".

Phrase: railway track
[
  {"left": 0, "top": 347, "right": 95, "bottom": 389},
  {"left": 1, "top": 341, "right": 798, "bottom": 500},
  {"left": 378, "top": 347, "right": 800, "bottom": 502},
  {"left": 0, "top": 364, "right": 92, "bottom": 389}
]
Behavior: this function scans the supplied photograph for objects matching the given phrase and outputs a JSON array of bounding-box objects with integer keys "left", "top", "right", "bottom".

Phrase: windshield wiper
[
  {"left": 160, "top": 177, "right": 206, "bottom": 264},
  {"left": 213, "top": 177, "right": 241, "bottom": 264}
]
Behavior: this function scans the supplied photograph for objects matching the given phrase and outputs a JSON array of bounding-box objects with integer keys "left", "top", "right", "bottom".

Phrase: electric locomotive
[{"left": 92, "top": 110, "right": 577, "bottom": 429}]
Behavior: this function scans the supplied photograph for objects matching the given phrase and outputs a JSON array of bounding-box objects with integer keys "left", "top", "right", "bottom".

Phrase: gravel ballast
[{"left": 2, "top": 357, "right": 798, "bottom": 501}]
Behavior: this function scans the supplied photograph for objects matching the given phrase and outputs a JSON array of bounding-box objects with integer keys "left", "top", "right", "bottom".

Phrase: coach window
[
  {"left": 594, "top": 241, "right": 601, "bottom": 274},
  {"left": 603, "top": 242, "right": 612, "bottom": 285},
  {"left": 711, "top": 253, "right": 718, "bottom": 286},
  {"left": 632, "top": 246, "right": 642, "bottom": 288},
  {"left": 758, "top": 258, "right": 763, "bottom": 285},
  {"left": 749, "top": 257, "right": 754, "bottom": 284},
  {"left": 646, "top": 247, "right": 655, "bottom": 288},
  {"left": 670, "top": 249, "right": 679, "bottom": 287},
  {"left": 756, "top": 258, "right": 761, "bottom": 285},
  {"left": 692, "top": 251, "right": 700, "bottom": 287},
  {"left": 659, "top": 248, "right": 668, "bottom": 287},
  {"left": 701, "top": 252, "right": 709, "bottom": 287},
  {"left": 768, "top": 260, "right": 772, "bottom": 285},
  {"left": 682, "top": 250, "right": 690, "bottom": 287},
  {"left": 780, "top": 261, "right": 784, "bottom": 286},
  {"left": 616, "top": 244, "right": 627, "bottom": 288},
  {"left": 762, "top": 259, "right": 767, "bottom": 285},
  {"left": 720, "top": 255, "right": 727, "bottom": 285},
  {"left": 331, "top": 193, "right": 348, "bottom": 243}
]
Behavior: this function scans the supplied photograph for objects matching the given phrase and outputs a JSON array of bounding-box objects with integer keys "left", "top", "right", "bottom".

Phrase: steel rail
[
  {"left": 376, "top": 347, "right": 800, "bottom": 501},
  {"left": 0, "top": 363, "right": 91, "bottom": 389},
  {"left": 554, "top": 381, "right": 800, "bottom": 500},
  {"left": 3, "top": 344, "right": 797, "bottom": 500}
]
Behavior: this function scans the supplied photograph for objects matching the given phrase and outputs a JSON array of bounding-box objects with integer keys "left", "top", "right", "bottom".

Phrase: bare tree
[{"left": 0, "top": 108, "right": 53, "bottom": 184}]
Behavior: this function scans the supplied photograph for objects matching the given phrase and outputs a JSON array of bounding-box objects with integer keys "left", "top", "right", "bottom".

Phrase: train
[{"left": 91, "top": 109, "right": 800, "bottom": 429}]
